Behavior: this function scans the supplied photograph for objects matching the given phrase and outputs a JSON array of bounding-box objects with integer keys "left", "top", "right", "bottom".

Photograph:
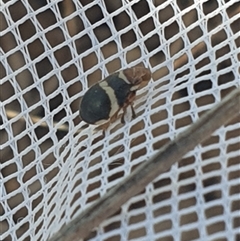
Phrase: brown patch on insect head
[{"left": 123, "top": 67, "right": 151, "bottom": 86}]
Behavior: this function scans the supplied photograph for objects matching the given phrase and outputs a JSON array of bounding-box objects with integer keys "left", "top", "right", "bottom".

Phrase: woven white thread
[{"left": 1, "top": 0, "right": 239, "bottom": 241}]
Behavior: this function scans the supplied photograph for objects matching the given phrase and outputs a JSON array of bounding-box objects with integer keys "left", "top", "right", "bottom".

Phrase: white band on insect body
[
  {"left": 99, "top": 81, "right": 120, "bottom": 123},
  {"left": 118, "top": 71, "right": 131, "bottom": 84},
  {"left": 130, "top": 85, "right": 140, "bottom": 91}
]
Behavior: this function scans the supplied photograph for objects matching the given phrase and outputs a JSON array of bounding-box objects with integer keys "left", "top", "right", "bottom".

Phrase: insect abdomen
[{"left": 79, "top": 83, "right": 111, "bottom": 124}]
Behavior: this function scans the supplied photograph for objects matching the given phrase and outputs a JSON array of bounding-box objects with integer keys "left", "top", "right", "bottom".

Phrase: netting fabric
[{"left": 1, "top": 0, "right": 240, "bottom": 241}]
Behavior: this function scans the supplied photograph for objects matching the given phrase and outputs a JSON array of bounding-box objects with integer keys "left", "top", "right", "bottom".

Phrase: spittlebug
[{"left": 79, "top": 66, "right": 151, "bottom": 130}]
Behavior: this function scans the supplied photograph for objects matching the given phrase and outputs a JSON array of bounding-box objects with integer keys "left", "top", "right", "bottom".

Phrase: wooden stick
[{"left": 48, "top": 87, "right": 240, "bottom": 241}]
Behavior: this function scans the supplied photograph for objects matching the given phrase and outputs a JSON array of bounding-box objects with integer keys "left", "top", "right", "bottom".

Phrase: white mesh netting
[{"left": 1, "top": 0, "right": 240, "bottom": 241}]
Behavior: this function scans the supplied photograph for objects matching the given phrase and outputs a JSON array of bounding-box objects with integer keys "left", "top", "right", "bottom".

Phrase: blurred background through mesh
[{"left": 0, "top": 0, "right": 240, "bottom": 241}]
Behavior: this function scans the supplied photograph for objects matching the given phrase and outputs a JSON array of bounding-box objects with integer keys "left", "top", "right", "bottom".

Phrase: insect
[{"left": 79, "top": 66, "right": 151, "bottom": 130}]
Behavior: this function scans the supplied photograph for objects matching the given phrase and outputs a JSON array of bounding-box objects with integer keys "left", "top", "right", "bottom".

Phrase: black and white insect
[{"left": 79, "top": 66, "right": 151, "bottom": 130}]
